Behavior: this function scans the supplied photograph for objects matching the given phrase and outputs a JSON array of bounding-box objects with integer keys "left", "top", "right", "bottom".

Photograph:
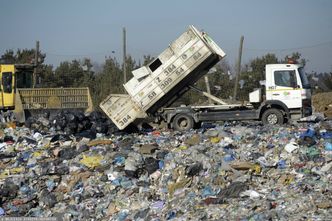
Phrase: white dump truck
[{"left": 100, "top": 25, "right": 312, "bottom": 130}]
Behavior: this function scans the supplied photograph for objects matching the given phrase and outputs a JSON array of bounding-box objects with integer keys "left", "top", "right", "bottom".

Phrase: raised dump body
[{"left": 100, "top": 25, "right": 226, "bottom": 130}]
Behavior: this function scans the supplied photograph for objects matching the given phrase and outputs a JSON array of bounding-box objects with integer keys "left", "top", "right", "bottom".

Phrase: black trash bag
[
  {"left": 3, "top": 135, "right": 15, "bottom": 143},
  {"left": 298, "top": 136, "right": 316, "bottom": 147},
  {"left": 88, "top": 111, "right": 105, "bottom": 122},
  {"left": 24, "top": 116, "right": 37, "bottom": 128},
  {"left": 144, "top": 157, "right": 159, "bottom": 175},
  {"left": 186, "top": 162, "right": 203, "bottom": 177},
  {"left": 0, "top": 152, "right": 17, "bottom": 159},
  {"left": 0, "top": 180, "right": 19, "bottom": 199},
  {"left": 77, "top": 119, "right": 92, "bottom": 133},
  {"left": 40, "top": 190, "right": 57, "bottom": 208},
  {"left": 134, "top": 208, "right": 150, "bottom": 220},
  {"left": 78, "top": 144, "right": 89, "bottom": 153},
  {"left": 55, "top": 165, "right": 70, "bottom": 175},
  {"left": 218, "top": 182, "right": 248, "bottom": 199},
  {"left": 7, "top": 199, "right": 38, "bottom": 217},
  {"left": 108, "top": 123, "right": 120, "bottom": 135},
  {"left": 50, "top": 134, "right": 72, "bottom": 143},
  {"left": 58, "top": 147, "right": 78, "bottom": 160},
  {"left": 65, "top": 112, "right": 77, "bottom": 122},
  {"left": 93, "top": 122, "right": 109, "bottom": 134},
  {"left": 75, "top": 129, "right": 96, "bottom": 139},
  {"left": 156, "top": 150, "right": 169, "bottom": 160},
  {"left": 125, "top": 170, "right": 139, "bottom": 179}
]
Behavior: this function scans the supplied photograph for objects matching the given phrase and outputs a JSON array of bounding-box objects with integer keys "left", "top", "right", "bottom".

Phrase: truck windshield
[{"left": 298, "top": 68, "right": 310, "bottom": 89}]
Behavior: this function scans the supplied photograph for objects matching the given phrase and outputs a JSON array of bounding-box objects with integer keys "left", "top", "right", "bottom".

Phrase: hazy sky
[{"left": 1, "top": 0, "right": 331, "bottom": 73}]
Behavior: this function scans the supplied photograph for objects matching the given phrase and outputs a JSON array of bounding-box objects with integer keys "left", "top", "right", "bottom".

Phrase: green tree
[
  {"left": 0, "top": 50, "right": 16, "bottom": 63},
  {"left": 250, "top": 53, "right": 279, "bottom": 79},
  {"left": 210, "top": 60, "right": 234, "bottom": 100},
  {"left": 37, "top": 64, "right": 55, "bottom": 87},
  {"left": 92, "top": 57, "right": 123, "bottom": 107},
  {"left": 0, "top": 48, "right": 45, "bottom": 65},
  {"left": 1, "top": 48, "right": 50, "bottom": 88},
  {"left": 283, "top": 52, "right": 306, "bottom": 66},
  {"left": 236, "top": 54, "right": 279, "bottom": 101},
  {"left": 142, "top": 55, "right": 154, "bottom": 66}
]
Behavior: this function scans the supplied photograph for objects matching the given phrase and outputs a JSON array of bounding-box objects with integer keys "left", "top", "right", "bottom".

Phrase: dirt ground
[{"left": 312, "top": 92, "right": 332, "bottom": 117}]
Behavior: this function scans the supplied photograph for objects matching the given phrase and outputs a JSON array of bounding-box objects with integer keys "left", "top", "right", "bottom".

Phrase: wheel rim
[
  {"left": 177, "top": 117, "right": 189, "bottom": 129},
  {"left": 267, "top": 114, "right": 278, "bottom": 124}
]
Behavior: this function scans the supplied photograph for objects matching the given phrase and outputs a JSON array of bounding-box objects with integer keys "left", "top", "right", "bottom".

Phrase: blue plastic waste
[
  {"left": 300, "top": 128, "right": 315, "bottom": 138},
  {"left": 158, "top": 160, "right": 164, "bottom": 169},
  {"left": 20, "top": 185, "right": 31, "bottom": 195},
  {"left": 0, "top": 207, "right": 5, "bottom": 216},
  {"left": 325, "top": 142, "right": 332, "bottom": 151},
  {"left": 151, "top": 200, "right": 164, "bottom": 210},
  {"left": 321, "top": 132, "right": 332, "bottom": 139},
  {"left": 114, "top": 156, "right": 125, "bottom": 166},
  {"left": 120, "top": 177, "right": 133, "bottom": 189},
  {"left": 201, "top": 186, "right": 215, "bottom": 198},
  {"left": 223, "top": 154, "right": 235, "bottom": 162},
  {"left": 166, "top": 211, "right": 176, "bottom": 220},
  {"left": 117, "top": 210, "right": 128, "bottom": 221},
  {"left": 112, "top": 178, "right": 121, "bottom": 186},
  {"left": 277, "top": 160, "right": 286, "bottom": 169},
  {"left": 46, "top": 180, "right": 56, "bottom": 192}
]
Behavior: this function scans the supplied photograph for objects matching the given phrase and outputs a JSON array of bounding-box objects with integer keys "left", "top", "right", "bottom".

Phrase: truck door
[
  {"left": 0, "top": 65, "right": 15, "bottom": 109},
  {"left": 269, "top": 69, "right": 302, "bottom": 109}
]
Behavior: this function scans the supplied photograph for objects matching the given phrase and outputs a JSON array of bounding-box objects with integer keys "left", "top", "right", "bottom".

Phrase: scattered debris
[{"left": 1, "top": 119, "right": 332, "bottom": 220}]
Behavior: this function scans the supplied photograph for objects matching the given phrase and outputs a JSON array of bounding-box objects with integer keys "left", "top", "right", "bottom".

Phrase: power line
[
  {"left": 244, "top": 40, "right": 332, "bottom": 52},
  {"left": 46, "top": 51, "right": 116, "bottom": 57}
]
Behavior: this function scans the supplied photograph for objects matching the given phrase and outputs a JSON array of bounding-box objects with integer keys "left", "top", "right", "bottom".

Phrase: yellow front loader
[{"left": 0, "top": 64, "right": 93, "bottom": 122}]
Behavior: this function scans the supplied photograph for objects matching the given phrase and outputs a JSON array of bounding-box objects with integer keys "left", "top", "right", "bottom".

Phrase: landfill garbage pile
[
  {"left": 0, "top": 120, "right": 332, "bottom": 220},
  {"left": 313, "top": 92, "right": 332, "bottom": 118}
]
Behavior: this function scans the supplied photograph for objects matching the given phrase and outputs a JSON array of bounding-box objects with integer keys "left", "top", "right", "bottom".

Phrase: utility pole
[
  {"left": 123, "top": 27, "right": 127, "bottom": 85},
  {"left": 33, "top": 40, "right": 39, "bottom": 88},
  {"left": 233, "top": 36, "right": 244, "bottom": 101}
]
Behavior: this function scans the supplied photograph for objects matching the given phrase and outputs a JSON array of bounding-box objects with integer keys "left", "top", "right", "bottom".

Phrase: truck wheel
[
  {"left": 173, "top": 114, "right": 194, "bottom": 131},
  {"left": 262, "top": 108, "right": 284, "bottom": 125}
]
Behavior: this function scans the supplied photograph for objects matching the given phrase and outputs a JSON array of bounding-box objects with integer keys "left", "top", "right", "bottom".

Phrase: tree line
[{"left": 0, "top": 49, "right": 331, "bottom": 109}]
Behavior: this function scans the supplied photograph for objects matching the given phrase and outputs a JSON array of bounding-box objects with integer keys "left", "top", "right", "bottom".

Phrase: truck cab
[
  {"left": 249, "top": 63, "right": 312, "bottom": 124},
  {"left": 170, "top": 63, "right": 313, "bottom": 129},
  {"left": 265, "top": 64, "right": 311, "bottom": 116}
]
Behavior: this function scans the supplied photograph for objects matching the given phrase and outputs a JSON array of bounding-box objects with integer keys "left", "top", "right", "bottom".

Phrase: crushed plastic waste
[{"left": 0, "top": 119, "right": 332, "bottom": 220}]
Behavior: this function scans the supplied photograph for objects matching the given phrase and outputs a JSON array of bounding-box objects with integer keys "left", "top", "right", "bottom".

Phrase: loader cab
[
  {"left": 0, "top": 64, "right": 16, "bottom": 109},
  {"left": 0, "top": 64, "right": 34, "bottom": 110},
  {"left": 15, "top": 64, "right": 33, "bottom": 88}
]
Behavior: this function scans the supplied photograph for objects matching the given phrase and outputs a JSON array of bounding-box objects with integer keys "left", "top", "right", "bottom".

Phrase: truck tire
[
  {"left": 173, "top": 114, "right": 194, "bottom": 131},
  {"left": 262, "top": 108, "right": 284, "bottom": 125}
]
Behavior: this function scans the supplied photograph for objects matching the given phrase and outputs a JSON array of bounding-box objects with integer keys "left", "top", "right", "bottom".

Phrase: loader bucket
[{"left": 17, "top": 87, "right": 94, "bottom": 119}]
